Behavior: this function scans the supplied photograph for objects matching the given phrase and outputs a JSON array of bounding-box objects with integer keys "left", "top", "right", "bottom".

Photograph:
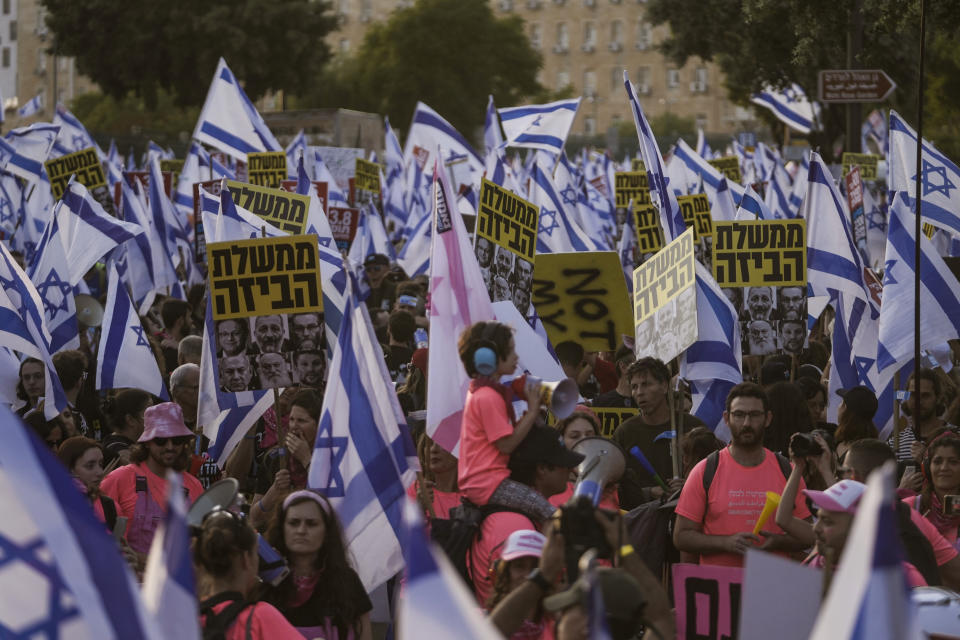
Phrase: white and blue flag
[
  {"left": 141, "top": 472, "right": 200, "bottom": 640},
  {"left": 624, "top": 72, "right": 685, "bottom": 242},
  {"left": 877, "top": 191, "right": 960, "bottom": 372},
  {"left": 403, "top": 102, "right": 483, "bottom": 194},
  {"left": 888, "top": 109, "right": 960, "bottom": 236},
  {"left": 750, "top": 83, "right": 819, "bottom": 135},
  {"left": 529, "top": 160, "right": 598, "bottom": 253},
  {"left": 0, "top": 406, "right": 161, "bottom": 639},
  {"left": 192, "top": 58, "right": 281, "bottom": 162},
  {"left": 736, "top": 184, "right": 775, "bottom": 220},
  {"left": 118, "top": 179, "right": 178, "bottom": 311},
  {"left": 285, "top": 129, "right": 308, "bottom": 179},
  {"left": 173, "top": 142, "right": 210, "bottom": 215},
  {"left": 498, "top": 98, "right": 580, "bottom": 156},
  {"left": 674, "top": 138, "right": 746, "bottom": 207},
  {"left": 97, "top": 263, "right": 169, "bottom": 399},
  {"left": 17, "top": 93, "right": 43, "bottom": 119},
  {"left": 308, "top": 272, "right": 418, "bottom": 590},
  {"left": 484, "top": 95, "right": 505, "bottom": 157},
  {"left": 53, "top": 105, "right": 104, "bottom": 157},
  {"left": 0, "top": 123, "right": 59, "bottom": 183},
  {"left": 397, "top": 498, "right": 502, "bottom": 639}
]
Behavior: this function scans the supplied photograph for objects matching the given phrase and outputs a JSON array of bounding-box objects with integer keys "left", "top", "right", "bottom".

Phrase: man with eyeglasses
[
  {"left": 100, "top": 403, "right": 204, "bottom": 561},
  {"left": 673, "top": 382, "right": 811, "bottom": 567},
  {"left": 289, "top": 312, "right": 324, "bottom": 351}
]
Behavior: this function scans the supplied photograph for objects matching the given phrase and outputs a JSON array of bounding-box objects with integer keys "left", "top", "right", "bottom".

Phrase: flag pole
[{"left": 914, "top": 0, "right": 926, "bottom": 372}]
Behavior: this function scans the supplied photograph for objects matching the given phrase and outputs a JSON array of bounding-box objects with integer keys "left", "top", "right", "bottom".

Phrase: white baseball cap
[
  {"left": 501, "top": 530, "right": 546, "bottom": 562},
  {"left": 803, "top": 479, "right": 867, "bottom": 513}
]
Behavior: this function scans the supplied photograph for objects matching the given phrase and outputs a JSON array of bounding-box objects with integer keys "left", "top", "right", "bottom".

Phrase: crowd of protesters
[{"left": 8, "top": 247, "right": 960, "bottom": 639}]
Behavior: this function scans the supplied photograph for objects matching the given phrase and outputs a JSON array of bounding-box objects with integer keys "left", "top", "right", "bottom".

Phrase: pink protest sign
[{"left": 672, "top": 563, "right": 744, "bottom": 640}]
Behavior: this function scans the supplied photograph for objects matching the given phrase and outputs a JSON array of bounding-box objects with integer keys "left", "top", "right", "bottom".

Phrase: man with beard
[
  {"left": 743, "top": 286, "right": 775, "bottom": 322},
  {"left": 293, "top": 350, "right": 325, "bottom": 388},
  {"left": 251, "top": 315, "right": 289, "bottom": 354},
  {"left": 890, "top": 369, "right": 960, "bottom": 462},
  {"left": 778, "top": 286, "right": 805, "bottom": 321},
  {"left": 257, "top": 352, "right": 293, "bottom": 388},
  {"left": 493, "top": 246, "right": 514, "bottom": 280},
  {"left": 779, "top": 320, "right": 805, "bottom": 354},
  {"left": 512, "top": 257, "right": 534, "bottom": 294},
  {"left": 289, "top": 312, "right": 323, "bottom": 351},
  {"left": 673, "top": 383, "right": 811, "bottom": 567},
  {"left": 746, "top": 319, "right": 778, "bottom": 356},
  {"left": 611, "top": 358, "right": 705, "bottom": 509}
]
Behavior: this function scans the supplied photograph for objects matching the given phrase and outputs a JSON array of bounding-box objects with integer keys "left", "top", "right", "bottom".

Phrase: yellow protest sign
[
  {"left": 923, "top": 222, "right": 937, "bottom": 239},
  {"left": 477, "top": 178, "right": 538, "bottom": 262},
  {"left": 712, "top": 220, "right": 806, "bottom": 287},
  {"left": 708, "top": 156, "right": 742, "bottom": 184},
  {"left": 632, "top": 228, "right": 698, "bottom": 363},
  {"left": 246, "top": 151, "right": 287, "bottom": 188},
  {"left": 354, "top": 158, "right": 381, "bottom": 195},
  {"left": 225, "top": 180, "right": 309, "bottom": 235},
  {"left": 633, "top": 204, "right": 664, "bottom": 254},
  {"left": 841, "top": 153, "right": 880, "bottom": 181},
  {"left": 531, "top": 251, "right": 634, "bottom": 352},
  {"left": 678, "top": 194, "right": 713, "bottom": 240},
  {"left": 44, "top": 147, "right": 106, "bottom": 200},
  {"left": 631, "top": 158, "right": 646, "bottom": 172},
  {"left": 207, "top": 235, "right": 323, "bottom": 321},
  {"left": 594, "top": 407, "right": 640, "bottom": 437},
  {"left": 614, "top": 171, "right": 650, "bottom": 208}
]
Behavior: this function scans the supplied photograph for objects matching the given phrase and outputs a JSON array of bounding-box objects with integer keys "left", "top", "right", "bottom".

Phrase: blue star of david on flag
[
  {"left": 531, "top": 115, "right": 543, "bottom": 127},
  {"left": 0, "top": 198, "right": 14, "bottom": 226},
  {"left": 913, "top": 159, "right": 956, "bottom": 198},
  {"left": 539, "top": 208, "right": 560, "bottom": 236},
  {"left": 854, "top": 356, "right": 876, "bottom": 383},
  {"left": 867, "top": 210, "right": 887, "bottom": 232},
  {"left": 883, "top": 259, "right": 898, "bottom": 286},
  {"left": 35, "top": 269, "right": 73, "bottom": 315},
  {"left": 130, "top": 325, "right": 150, "bottom": 347},
  {"left": 560, "top": 185, "right": 579, "bottom": 206},
  {"left": 312, "top": 432, "right": 349, "bottom": 497},
  {"left": 0, "top": 533, "right": 83, "bottom": 635},
  {"left": 70, "top": 134, "right": 88, "bottom": 151}
]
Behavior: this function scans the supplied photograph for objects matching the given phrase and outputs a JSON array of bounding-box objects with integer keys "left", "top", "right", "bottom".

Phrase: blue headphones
[{"left": 473, "top": 323, "right": 500, "bottom": 376}]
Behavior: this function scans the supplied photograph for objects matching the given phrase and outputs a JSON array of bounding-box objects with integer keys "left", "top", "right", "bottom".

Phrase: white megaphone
[
  {"left": 510, "top": 375, "right": 580, "bottom": 419},
  {"left": 187, "top": 478, "right": 290, "bottom": 587},
  {"left": 570, "top": 436, "right": 626, "bottom": 506}
]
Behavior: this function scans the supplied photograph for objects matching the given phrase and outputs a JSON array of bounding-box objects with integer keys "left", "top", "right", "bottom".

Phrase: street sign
[{"left": 818, "top": 70, "right": 896, "bottom": 103}]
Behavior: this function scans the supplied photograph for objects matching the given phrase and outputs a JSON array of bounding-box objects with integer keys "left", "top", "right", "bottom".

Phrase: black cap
[
  {"left": 509, "top": 425, "right": 585, "bottom": 469},
  {"left": 363, "top": 253, "right": 389, "bottom": 267},
  {"left": 760, "top": 360, "right": 790, "bottom": 386},
  {"left": 837, "top": 385, "right": 878, "bottom": 420}
]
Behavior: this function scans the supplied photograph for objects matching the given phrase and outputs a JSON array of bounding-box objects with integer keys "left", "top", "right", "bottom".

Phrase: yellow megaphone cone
[{"left": 753, "top": 491, "right": 782, "bottom": 535}]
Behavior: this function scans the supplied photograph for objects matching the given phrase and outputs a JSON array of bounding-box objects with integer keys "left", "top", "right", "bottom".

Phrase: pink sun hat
[
  {"left": 803, "top": 479, "right": 867, "bottom": 513},
  {"left": 137, "top": 402, "right": 195, "bottom": 442}
]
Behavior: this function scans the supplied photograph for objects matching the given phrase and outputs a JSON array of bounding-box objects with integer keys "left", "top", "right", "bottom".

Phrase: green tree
[
  {"left": 301, "top": 0, "right": 543, "bottom": 145},
  {"left": 646, "top": 0, "right": 960, "bottom": 159},
  {"left": 41, "top": 0, "right": 338, "bottom": 107}
]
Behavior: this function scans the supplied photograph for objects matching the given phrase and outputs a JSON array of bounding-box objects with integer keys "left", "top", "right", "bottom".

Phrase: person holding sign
[
  {"left": 457, "top": 321, "right": 559, "bottom": 523},
  {"left": 673, "top": 383, "right": 811, "bottom": 567}
]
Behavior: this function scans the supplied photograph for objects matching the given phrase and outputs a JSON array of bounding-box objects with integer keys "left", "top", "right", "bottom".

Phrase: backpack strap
[
  {"left": 100, "top": 495, "right": 118, "bottom": 532},
  {"left": 200, "top": 592, "right": 248, "bottom": 640},
  {"left": 135, "top": 475, "right": 147, "bottom": 494},
  {"left": 701, "top": 450, "right": 721, "bottom": 494},
  {"left": 773, "top": 452, "right": 793, "bottom": 482}
]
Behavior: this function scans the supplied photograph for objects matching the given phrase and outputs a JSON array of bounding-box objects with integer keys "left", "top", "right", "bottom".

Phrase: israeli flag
[
  {"left": 802, "top": 152, "right": 874, "bottom": 305},
  {"left": 0, "top": 406, "right": 161, "bottom": 639},
  {"left": 285, "top": 129, "right": 307, "bottom": 179},
  {"left": 665, "top": 153, "right": 695, "bottom": 196},
  {"left": 172, "top": 141, "right": 210, "bottom": 215},
  {"left": 119, "top": 178, "right": 176, "bottom": 310},
  {"left": 484, "top": 95, "right": 505, "bottom": 157},
  {"left": 28, "top": 179, "right": 142, "bottom": 352},
  {"left": 0, "top": 123, "right": 59, "bottom": 183},
  {"left": 141, "top": 472, "right": 200, "bottom": 640},
  {"left": 311, "top": 149, "right": 350, "bottom": 207},
  {"left": 789, "top": 149, "right": 811, "bottom": 212},
  {"left": 0, "top": 242, "right": 69, "bottom": 419},
  {"left": 736, "top": 184, "right": 775, "bottom": 220},
  {"left": 97, "top": 263, "right": 169, "bottom": 399},
  {"left": 203, "top": 393, "right": 274, "bottom": 467},
  {"left": 750, "top": 83, "right": 819, "bottom": 135},
  {"left": 210, "top": 154, "right": 235, "bottom": 180},
  {"left": 888, "top": 109, "right": 960, "bottom": 236},
  {"left": 498, "top": 98, "right": 580, "bottom": 156},
  {"left": 308, "top": 271, "right": 418, "bottom": 590},
  {"left": 809, "top": 464, "right": 916, "bottom": 639},
  {"left": 624, "top": 72, "right": 686, "bottom": 242},
  {"left": 877, "top": 191, "right": 960, "bottom": 372},
  {"left": 52, "top": 105, "right": 104, "bottom": 157},
  {"left": 396, "top": 199, "right": 433, "bottom": 277},
  {"left": 673, "top": 138, "right": 746, "bottom": 206},
  {"left": 397, "top": 499, "right": 502, "bottom": 639},
  {"left": 681, "top": 262, "right": 742, "bottom": 442},
  {"left": 17, "top": 93, "right": 43, "bottom": 118},
  {"left": 403, "top": 102, "right": 483, "bottom": 194},
  {"left": 192, "top": 58, "right": 281, "bottom": 162},
  {"left": 529, "top": 160, "right": 598, "bottom": 253},
  {"left": 765, "top": 161, "right": 795, "bottom": 219}
]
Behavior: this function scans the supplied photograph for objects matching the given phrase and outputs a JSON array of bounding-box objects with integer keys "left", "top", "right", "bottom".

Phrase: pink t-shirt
[
  {"left": 549, "top": 482, "right": 620, "bottom": 512},
  {"left": 675, "top": 447, "right": 811, "bottom": 567},
  {"left": 905, "top": 497, "right": 960, "bottom": 562},
  {"left": 458, "top": 386, "right": 514, "bottom": 505},
  {"left": 469, "top": 511, "right": 538, "bottom": 606},
  {"left": 202, "top": 601, "right": 303, "bottom": 640},
  {"left": 406, "top": 482, "right": 461, "bottom": 520},
  {"left": 100, "top": 462, "right": 204, "bottom": 520}
]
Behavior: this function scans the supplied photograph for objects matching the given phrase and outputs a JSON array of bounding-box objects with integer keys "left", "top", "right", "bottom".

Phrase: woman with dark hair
[
  {"left": 834, "top": 386, "right": 879, "bottom": 460},
  {"left": 195, "top": 511, "right": 302, "bottom": 639},
  {"left": 680, "top": 426, "right": 725, "bottom": 477},
  {"left": 408, "top": 433, "right": 459, "bottom": 520},
  {"left": 15, "top": 358, "right": 45, "bottom": 416},
  {"left": 264, "top": 490, "right": 373, "bottom": 640},
  {"left": 555, "top": 409, "right": 598, "bottom": 451},
  {"left": 102, "top": 389, "right": 153, "bottom": 466},
  {"left": 251, "top": 389, "right": 322, "bottom": 529},
  {"left": 23, "top": 407, "right": 65, "bottom": 450},
  {"left": 908, "top": 432, "right": 960, "bottom": 549},
  {"left": 763, "top": 381, "right": 814, "bottom": 457},
  {"left": 796, "top": 377, "right": 828, "bottom": 426},
  {"left": 456, "top": 321, "right": 553, "bottom": 522},
  {"left": 58, "top": 436, "right": 117, "bottom": 529}
]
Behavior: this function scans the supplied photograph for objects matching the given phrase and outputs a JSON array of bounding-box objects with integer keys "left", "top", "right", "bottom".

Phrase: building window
[
  {"left": 2, "top": 0, "right": 8, "bottom": 15},
  {"left": 585, "top": 117, "right": 597, "bottom": 135},
  {"left": 339, "top": 38, "right": 350, "bottom": 52},
  {"left": 556, "top": 22, "right": 569, "bottom": 51},
  {"left": 635, "top": 20, "right": 651, "bottom": 50},
  {"left": 529, "top": 23, "right": 541, "bottom": 49},
  {"left": 634, "top": 66, "right": 651, "bottom": 94},
  {"left": 583, "top": 69, "right": 597, "bottom": 97},
  {"left": 610, "top": 20, "right": 622, "bottom": 46},
  {"left": 1, "top": 48, "right": 8, "bottom": 68},
  {"left": 557, "top": 70, "right": 570, "bottom": 90},
  {"left": 611, "top": 67, "right": 621, "bottom": 90},
  {"left": 696, "top": 114, "right": 708, "bottom": 131},
  {"left": 691, "top": 67, "right": 708, "bottom": 92},
  {"left": 583, "top": 21, "right": 596, "bottom": 50},
  {"left": 8, "top": 20, "right": 14, "bottom": 42},
  {"left": 667, "top": 68, "right": 680, "bottom": 88},
  {"left": 37, "top": 48, "right": 46, "bottom": 73},
  {"left": 338, "top": 0, "right": 350, "bottom": 15}
]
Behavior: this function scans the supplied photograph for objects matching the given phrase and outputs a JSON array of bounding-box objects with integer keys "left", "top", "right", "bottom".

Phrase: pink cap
[
  {"left": 137, "top": 402, "right": 195, "bottom": 442},
  {"left": 501, "top": 530, "right": 546, "bottom": 562},
  {"left": 803, "top": 480, "right": 866, "bottom": 513}
]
